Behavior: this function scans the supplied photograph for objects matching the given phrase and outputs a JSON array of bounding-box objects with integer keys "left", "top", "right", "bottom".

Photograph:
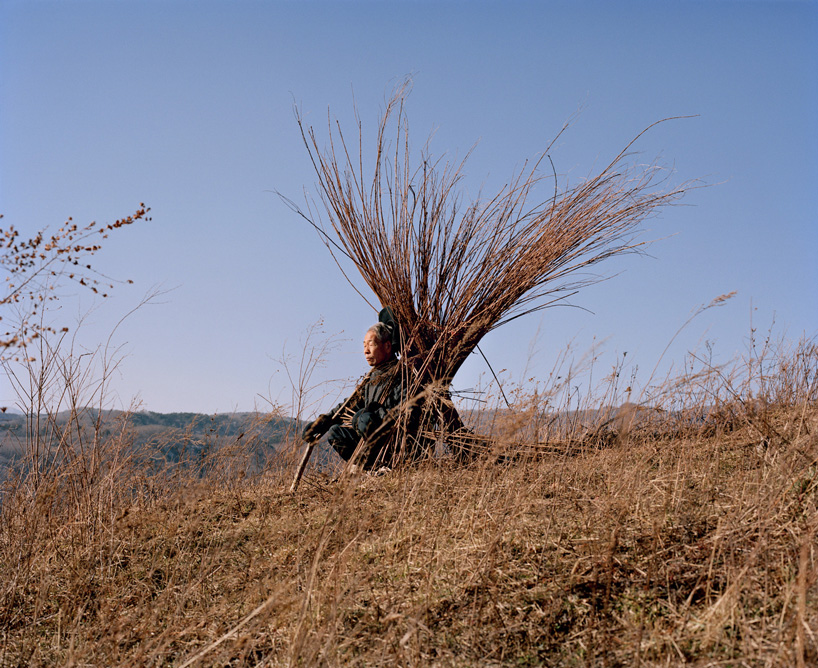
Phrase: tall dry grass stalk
[
  {"left": 2, "top": 321, "right": 813, "bottom": 666},
  {"left": 286, "top": 81, "right": 693, "bottom": 454}
]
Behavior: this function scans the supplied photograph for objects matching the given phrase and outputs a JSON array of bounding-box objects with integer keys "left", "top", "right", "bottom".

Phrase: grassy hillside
[{"left": 1, "top": 342, "right": 816, "bottom": 666}]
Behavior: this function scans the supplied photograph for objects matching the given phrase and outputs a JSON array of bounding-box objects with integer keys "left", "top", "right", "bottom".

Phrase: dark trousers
[{"left": 327, "top": 424, "right": 393, "bottom": 470}]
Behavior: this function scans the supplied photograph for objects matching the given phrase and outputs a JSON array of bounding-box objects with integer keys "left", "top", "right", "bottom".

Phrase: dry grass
[{"left": 1, "top": 335, "right": 815, "bottom": 667}]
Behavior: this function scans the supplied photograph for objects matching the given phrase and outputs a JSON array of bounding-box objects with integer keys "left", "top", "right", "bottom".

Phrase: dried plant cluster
[
  {"left": 0, "top": 205, "right": 150, "bottom": 360},
  {"left": 288, "top": 84, "right": 691, "bottom": 457},
  {"left": 1, "top": 329, "right": 815, "bottom": 666}
]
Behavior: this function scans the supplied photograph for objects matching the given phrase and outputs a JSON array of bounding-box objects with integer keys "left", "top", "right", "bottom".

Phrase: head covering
[{"left": 378, "top": 306, "right": 402, "bottom": 352}]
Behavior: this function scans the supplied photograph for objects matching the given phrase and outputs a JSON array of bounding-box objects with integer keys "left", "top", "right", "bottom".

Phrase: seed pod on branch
[{"left": 0, "top": 205, "right": 150, "bottom": 360}]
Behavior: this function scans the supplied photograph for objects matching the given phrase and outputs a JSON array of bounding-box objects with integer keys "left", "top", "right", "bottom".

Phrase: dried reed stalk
[{"left": 289, "top": 82, "right": 691, "bottom": 449}]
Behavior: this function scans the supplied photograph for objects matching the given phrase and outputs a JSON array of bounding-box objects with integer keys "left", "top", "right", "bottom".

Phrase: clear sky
[{"left": 1, "top": 0, "right": 816, "bottom": 415}]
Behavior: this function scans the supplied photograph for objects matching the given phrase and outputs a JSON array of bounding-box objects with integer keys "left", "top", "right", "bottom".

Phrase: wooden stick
[{"left": 289, "top": 441, "right": 316, "bottom": 493}]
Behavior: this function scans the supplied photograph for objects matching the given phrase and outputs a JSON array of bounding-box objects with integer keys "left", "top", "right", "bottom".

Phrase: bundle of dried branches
[{"left": 288, "top": 83, "right": 691, "bottom": 456}]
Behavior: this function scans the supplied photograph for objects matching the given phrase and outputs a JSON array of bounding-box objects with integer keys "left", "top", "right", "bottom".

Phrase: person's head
[{"left": 363, "top": 322, "right": 393, "bottom": 367}]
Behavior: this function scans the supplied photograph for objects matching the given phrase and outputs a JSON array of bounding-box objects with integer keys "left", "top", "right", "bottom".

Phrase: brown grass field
[{"left": 1, "top": 335, "right": 816, "bottom": 667}]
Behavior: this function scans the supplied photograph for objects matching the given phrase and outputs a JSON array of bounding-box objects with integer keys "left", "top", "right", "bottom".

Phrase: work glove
[
  {"left": 302, "top": 413, "right": 332, "bottom": 442},
  {"left": 353, "top": 402, "right": 382, "bottom": 438}
]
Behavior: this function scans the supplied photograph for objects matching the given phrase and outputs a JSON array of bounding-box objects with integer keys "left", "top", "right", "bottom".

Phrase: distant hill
[
  {"left": 1, "top": 402, "right": 704, "bottom": 481},
  {"left": 0, "top": 409, "right": 300, "bottom": 478}
]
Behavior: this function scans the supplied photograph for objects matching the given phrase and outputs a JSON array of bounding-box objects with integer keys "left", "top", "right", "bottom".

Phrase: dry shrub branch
[{"left": 0, "top": 205, "right": 150, "bottom": 362}]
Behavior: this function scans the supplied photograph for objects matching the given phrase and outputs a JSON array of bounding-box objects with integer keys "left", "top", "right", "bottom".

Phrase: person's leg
[
  {"left": 326, "top": 424, "right": 359, "bottom": 461},
  {"left": 362, "top": 432, "right": 398, "bottom": 470}
]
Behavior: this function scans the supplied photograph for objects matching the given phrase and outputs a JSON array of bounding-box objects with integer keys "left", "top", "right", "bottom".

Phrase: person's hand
[
  {"left": 353, "top": 402, "right": 382, "bottom": 437},
  {"left": 302, "top": 414, "right": 332, "bottom": 442}
]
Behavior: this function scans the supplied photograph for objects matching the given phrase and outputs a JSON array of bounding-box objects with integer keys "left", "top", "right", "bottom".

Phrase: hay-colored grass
[{"left": 1, "top": 335, "right": 815, "bottom": 667}]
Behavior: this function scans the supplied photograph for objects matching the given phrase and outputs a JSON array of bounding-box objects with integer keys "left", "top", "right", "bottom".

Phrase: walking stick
[{"left": 290, "top": 439, "right": 317, "bottom": 493}]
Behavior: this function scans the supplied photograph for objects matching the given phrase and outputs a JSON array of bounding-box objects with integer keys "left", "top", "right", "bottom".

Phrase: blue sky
[{"left": 1, "top": 0, "right": 816, "bottom": 414}]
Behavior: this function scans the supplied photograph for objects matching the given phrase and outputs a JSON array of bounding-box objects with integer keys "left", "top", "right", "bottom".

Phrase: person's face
[{"left": 364, "top": 331, "right": 392, "bottom": 367}]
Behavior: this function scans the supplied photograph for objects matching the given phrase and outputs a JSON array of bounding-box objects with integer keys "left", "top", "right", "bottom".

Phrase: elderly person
[{"left": 302, "top": 322, "right": 406, "bottom": 470}]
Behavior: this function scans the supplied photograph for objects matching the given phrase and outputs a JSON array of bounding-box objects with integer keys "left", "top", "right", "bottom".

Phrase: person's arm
[
  {"left": 302, "top": 413, "right": 335, "bottom": 442},
  {"left": 302, "top": 370, "right": 374, "bottom": 442}
]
